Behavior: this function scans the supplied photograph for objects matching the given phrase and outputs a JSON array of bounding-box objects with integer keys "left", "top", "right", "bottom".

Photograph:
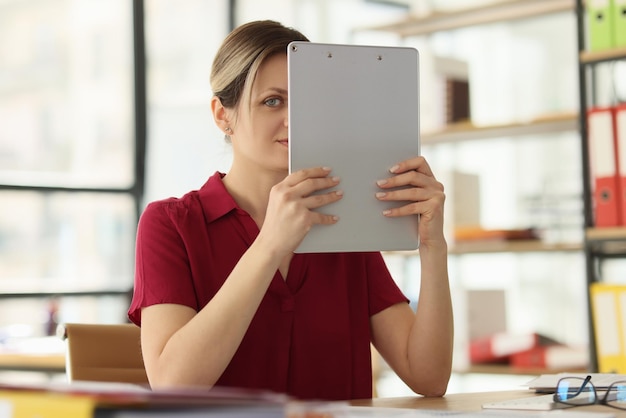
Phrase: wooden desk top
[{"left": 354, "top": 390, "right": 626, "bottom": 416}]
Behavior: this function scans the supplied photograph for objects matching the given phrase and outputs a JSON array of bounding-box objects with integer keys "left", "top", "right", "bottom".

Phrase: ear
[{"left": 211, "top": 96, "right": 231, "bottom": 133}]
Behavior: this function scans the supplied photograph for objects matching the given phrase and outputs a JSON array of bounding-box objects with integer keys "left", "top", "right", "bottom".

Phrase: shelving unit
[
  {"left": 576, "top": 0, "right": 626, "bottom": 371},
  {"left": 360, "top": 0, "right": 585, "bottom": 376}
]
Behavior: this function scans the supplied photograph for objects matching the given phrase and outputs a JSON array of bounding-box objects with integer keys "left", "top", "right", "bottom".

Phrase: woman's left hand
[{"left": 375, "top": 156, "right": 446, "bottom": 249}]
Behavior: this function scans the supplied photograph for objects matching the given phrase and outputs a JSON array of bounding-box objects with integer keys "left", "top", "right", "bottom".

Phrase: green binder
[
  {"left": 588, "top": 0, "right": 614, "bottom": 50},
  {"left": 612, "top": 0, "right": 626, "bottom": 47}
]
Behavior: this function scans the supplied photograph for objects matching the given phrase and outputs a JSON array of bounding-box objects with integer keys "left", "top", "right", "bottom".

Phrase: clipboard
[{"left": 288, "top": 41, "right": 420, "bottom": 253}]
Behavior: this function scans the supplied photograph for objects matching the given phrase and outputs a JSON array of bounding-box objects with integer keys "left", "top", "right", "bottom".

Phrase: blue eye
[{"left": 264, "top": 97, "right": 282, "bottom": 107}]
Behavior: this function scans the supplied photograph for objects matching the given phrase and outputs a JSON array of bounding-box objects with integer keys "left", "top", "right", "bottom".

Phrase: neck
[{"left": 222, "top": 161, "right": 287, "bottom": 226}]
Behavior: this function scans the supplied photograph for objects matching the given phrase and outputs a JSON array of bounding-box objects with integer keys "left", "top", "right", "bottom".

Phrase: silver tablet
[{"left": 288, "top": 41, "right": 420, "bottom": 253}]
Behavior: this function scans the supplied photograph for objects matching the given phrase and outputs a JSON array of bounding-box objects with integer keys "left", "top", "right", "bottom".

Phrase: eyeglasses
[{"left": 553, "top": 375, "right": 626, "bottom": 410}]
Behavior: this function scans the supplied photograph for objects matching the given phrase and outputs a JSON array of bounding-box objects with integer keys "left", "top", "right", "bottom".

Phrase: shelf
[
  {"left": 421, "top": 113, "right": 578, "bottom": 144},
  {"left": 385, "top": 240, "right": 582, "bottom": 256},
  {"left": 451, "top": 240, "right": 582, "bottom": 255},
  {"left": 579, "top": 47, "right": 626, "bottom": 65},
  {"left": 586, "top": 228, "right": 626, "bottom": 255},
  {"left": 357, "top": 0, "right": 574, "bottom": 38},
  {"left": 586, "top": 227, "right": 626, "bottom": 241}
]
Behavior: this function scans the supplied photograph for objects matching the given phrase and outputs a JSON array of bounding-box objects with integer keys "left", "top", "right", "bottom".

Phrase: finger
[
  {"left": 310, "top": 211, "right": 341, "bottom": 225},
  {"left": 293, "top": 176, "right": 341, "bottom": 199},
  {"left": 382, "top": 202, "right": 422, "bottom": 217},
  {"left": 303, "top": 189, "right": 344, "bottom": 210},
  {"left": 382, "top": 199, "right": 443, "bottom": 218},
  {"left": 390, "top": 156, "right": 434, "bottom": 177},
  {"left": 377, "top": 170, "right": 441, "bottom": 191},
  {"left": 376, "top": 186, "right": 430, "bottom": 203},
  {"left": 286, "top": 166, "right": 333, "bottom": 186},
  {"left": 377, "top": 187, "right": 445, "bottom": 217}
]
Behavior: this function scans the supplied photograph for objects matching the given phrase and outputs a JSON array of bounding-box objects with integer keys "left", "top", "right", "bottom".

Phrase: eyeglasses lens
[
  {"left": 605, "top": 382, "right": 626, "bottom": 409},
  {"left": 556, "top": 378, "right": 597, "bottom": 405}
]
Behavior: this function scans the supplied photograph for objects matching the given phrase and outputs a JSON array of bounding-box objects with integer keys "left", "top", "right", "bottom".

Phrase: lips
[{"left": 277, "top": 139, "right": 289, "bottom": 146}]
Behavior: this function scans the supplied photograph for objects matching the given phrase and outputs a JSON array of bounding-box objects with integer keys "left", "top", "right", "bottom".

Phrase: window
[{"left": 0, "top": 0, "right": 139, "bottom": 335}]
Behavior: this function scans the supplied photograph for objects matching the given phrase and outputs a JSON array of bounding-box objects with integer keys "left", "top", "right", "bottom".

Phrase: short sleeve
[
  {"left": 128, "top": 200, "right": 199, "bottom": 325},
  {"left": 365, "top": 252, "right": 409, "bottom": 316}
]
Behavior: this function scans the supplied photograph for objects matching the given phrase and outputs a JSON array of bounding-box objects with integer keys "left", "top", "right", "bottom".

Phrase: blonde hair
[{"left": 210, "top": 20, "right": 309, "bottom": 112}]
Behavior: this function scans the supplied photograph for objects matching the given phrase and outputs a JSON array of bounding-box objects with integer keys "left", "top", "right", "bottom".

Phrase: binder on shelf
[
  {"left": 590, "top": 283, "right": 626, "bottom": 373},
  {"left": 612, "top": 0, "right": 626, "bottom": 47},
  {"left": 587, "top": 0, "right": 614, "bottom": 51},
  {"left": 469, "top": 332, "right": 558, "bottom": 364},
  {"left": 615, "top": 104, "right": 626, "bottom": 225},
  {"left": 509, "top": 345, "right": 588, "bottom": 370},
  {"left": 588, "top": 106, "right": 621, "bottom": 227}
]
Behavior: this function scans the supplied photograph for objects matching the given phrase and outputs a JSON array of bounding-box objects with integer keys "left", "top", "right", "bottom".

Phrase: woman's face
[{"left": 230, "top": 53, "right": 289, "bottom": 173}]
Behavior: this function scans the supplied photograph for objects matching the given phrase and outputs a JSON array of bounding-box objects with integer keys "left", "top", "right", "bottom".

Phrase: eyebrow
[{"left": 262, "top": 87, "right": 288, "bottom": 95}]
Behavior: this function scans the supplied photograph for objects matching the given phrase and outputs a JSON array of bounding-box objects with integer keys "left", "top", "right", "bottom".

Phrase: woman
[{"left": 128, "top": 20, "right": 453, "bottom": 401}]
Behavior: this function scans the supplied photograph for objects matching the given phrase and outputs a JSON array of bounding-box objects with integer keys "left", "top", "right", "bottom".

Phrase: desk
[
  {"left": 0, "top": 387, "right": 622, "bottom": 417},
  {"left": 353, "top": 390, "right": 626, "bottom": 416}
]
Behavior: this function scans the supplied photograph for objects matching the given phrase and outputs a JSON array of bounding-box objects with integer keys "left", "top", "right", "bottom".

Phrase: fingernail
[
  {"left": 376, "top": 192, "right": 386, "bottom": 198},
  {"left": 322, "top": 166, "right": 332, "bottom": 171},
  {"left": 377, "top": 179, "right": 388, "bottom": 186},
  {"left": 335, "top": 190, "right": 344, "bottom": 196},
  {"left": 332, "top": 216, "right": 340, "bottom": 221},
  {"left": 332, "top": 176, "right": 340, "bottom": 182},
  {"left": 382, "top": 209, "right": 391, "bottom": 216},
  {"left": 389, "top": 165, "right": 399, "bottom": 173}
]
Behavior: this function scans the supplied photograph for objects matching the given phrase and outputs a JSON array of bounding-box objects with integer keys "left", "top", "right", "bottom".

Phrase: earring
[{"left": 225, "top": 127, "right": 233, "bottom": 135}]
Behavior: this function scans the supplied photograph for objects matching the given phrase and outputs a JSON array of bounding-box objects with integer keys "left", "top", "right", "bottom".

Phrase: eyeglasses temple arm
[{"left": 571, "top": 375, "right": 594, "bottom": 398}]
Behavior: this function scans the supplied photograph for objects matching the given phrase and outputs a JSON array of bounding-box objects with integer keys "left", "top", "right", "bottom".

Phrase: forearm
[
  {"left": 150, "top": 238, "right": 283, "bottom": 388},
  {"left": 407, "top": 243, "right": 454, "bottom": 396}
]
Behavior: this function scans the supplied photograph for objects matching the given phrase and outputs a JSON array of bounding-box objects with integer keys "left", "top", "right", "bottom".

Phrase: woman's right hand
[{"left": 258, "top": 167, "right": 342, "bottom": 255}]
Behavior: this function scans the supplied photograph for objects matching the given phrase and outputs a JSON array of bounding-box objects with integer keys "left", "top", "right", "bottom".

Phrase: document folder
[
  {"left": 612, "top": 0, "right": 626, "bottom": 47},
  {"left": 588, "top": 106, "right": 621, "bottom": 226},
  {"left": 615, "top": 104, "right": 626, "bottom": 225},
  {"left": 588, "top": 0, "right": 614, "bottom": 50},
  {"left": 590, "top": 283, "right": 626, "bottom": 373}
]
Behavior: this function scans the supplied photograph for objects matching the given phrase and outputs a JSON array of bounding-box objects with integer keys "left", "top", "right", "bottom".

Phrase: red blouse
[{"left": 128, "top": 172, "right": 408, "bottom": 400}]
